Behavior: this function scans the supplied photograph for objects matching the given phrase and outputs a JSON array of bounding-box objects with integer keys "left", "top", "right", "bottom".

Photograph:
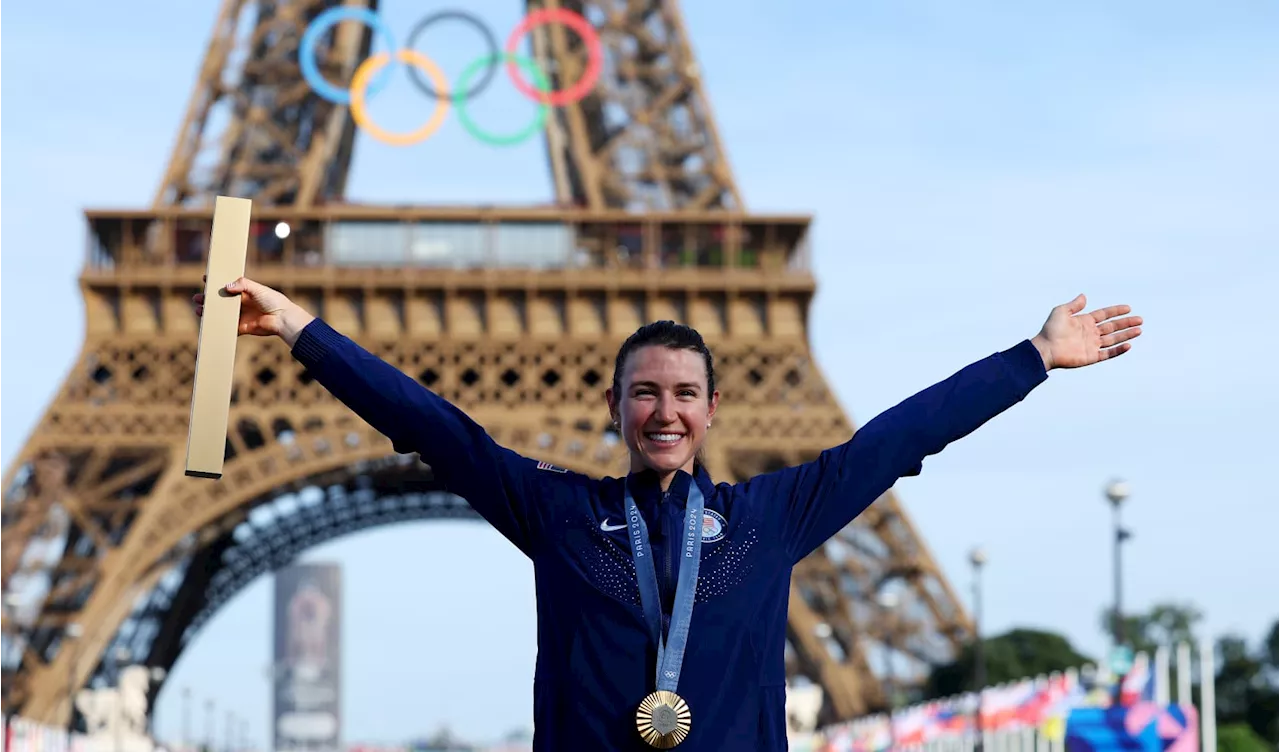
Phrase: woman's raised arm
[
  {"left": 738, "top": 294, "right": 1141, "bottom": 563},
  {"left": 194, "top": 277, "right": 551, "bottom": 556}
]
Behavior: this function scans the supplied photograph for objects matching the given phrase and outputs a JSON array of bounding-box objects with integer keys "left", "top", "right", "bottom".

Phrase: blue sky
[{"left": 2, "top": 0, "right": 1276, "bottom": 745}]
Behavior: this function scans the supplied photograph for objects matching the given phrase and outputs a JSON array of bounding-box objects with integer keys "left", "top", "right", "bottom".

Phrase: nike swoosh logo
[{"left": 600, "top": 519, "right": 627, "bottom": 532}]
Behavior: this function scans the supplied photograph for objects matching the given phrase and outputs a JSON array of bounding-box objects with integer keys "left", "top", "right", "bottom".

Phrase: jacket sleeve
[
  {"left": 290, "top": 318, "right": 546, "bottom": 556},
  {"left": 748, "top": 339, "right": 1049, "bottom": 563}
]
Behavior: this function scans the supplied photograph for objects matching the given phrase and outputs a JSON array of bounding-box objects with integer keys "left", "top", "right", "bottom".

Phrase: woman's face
[{"left": 607, "top": 345, "right": 719, "bottom": 479}]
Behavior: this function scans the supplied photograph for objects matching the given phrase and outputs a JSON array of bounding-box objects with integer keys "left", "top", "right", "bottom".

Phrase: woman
[{"left": 195, "top": 278, "right": 1141, "bottom": 750}]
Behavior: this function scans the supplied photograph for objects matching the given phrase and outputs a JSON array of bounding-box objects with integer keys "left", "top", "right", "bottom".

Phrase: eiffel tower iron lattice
[{"left": 0, "top": 0, "right": 973, "bottom": 729}]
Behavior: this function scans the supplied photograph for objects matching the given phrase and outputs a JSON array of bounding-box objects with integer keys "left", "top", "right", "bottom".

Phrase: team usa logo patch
[
  {"left": 701, "top": 509, "right": 727, "bottom": 544},
  {"left": 535, "top": 460, "right": 568, "bottom": 473}
]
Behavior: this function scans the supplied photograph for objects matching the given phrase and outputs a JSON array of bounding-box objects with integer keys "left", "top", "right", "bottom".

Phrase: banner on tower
[{"left": 273, "top": 562, "right": 342, "bottom": 752}]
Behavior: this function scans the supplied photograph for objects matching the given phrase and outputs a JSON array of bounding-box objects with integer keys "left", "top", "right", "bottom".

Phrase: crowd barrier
[
  {"left": 793, "top": 641, "right": 1216, "bottom": 752},
  {"left": 2, "top": 718, "right": 85, "bottom": 752}
]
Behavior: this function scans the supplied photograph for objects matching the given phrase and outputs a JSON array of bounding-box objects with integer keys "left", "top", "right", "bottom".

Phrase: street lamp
[
  {"left": 225, "top": 710, "right": 236, "bottom": 752},
  {"left": 877, "top": 591, "right": 899, "bottom": 751},
  {"left": 182, "top": 687, "right": 192, "bottom": 751},
  {"left": 206, "top": 698, "right": 216, "bottom": 752},
  {"left": 146, "top": 668, "right": 167, "bottom": 737},
  {"left": 1105, "top": 479, "right": 1131, "bottom": 647},
  {"left": 65, "top": 623, "right": 84, "bottom": 730},
  {"left": 0, "top": 593, "right": 22, "bottom": 716},
  {"left": 969, "top": 548, "right": 987, "bottom": 752}
]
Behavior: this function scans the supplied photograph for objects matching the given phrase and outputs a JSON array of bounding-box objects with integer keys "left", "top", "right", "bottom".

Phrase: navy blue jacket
[{"left": 291, "top": 319, "right": 1049, "bottom": 750}]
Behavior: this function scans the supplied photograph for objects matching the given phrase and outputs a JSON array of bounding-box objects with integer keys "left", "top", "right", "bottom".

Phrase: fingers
[
  {"left": 224, "top": 276, "right": 261, "bottom": 294},
  {"left": 198, "top": 275, "right": 257, "bottom": 296},
  {"left": 1096, "top": 315, "right": 1142, "bottom": 335},
  {"left": 1064, "top": 294, "right": 1087, "bottom": 314},
  {"left": 1099, "top": 342, "right": 1132, "bottom": 360},
  {"left": 1089, "top": 304, "right": 1132, "bottom": 323},
  {"left": 1100, "top": 326, "right": 1141, "bottom": 348}
]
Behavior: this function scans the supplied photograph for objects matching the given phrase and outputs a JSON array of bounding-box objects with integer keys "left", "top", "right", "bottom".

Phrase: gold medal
[{"left": 636, "top": 690, "right": 692, "bottom": 748}]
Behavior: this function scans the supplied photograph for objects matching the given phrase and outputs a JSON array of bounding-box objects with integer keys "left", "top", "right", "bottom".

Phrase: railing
[
  {"left": 2, "top": 716, "right": 87, "bottom": 752},
  {"left": 81, "top": 207, "right": 814, "bottom": 276},
  {"left": 787, "top": 641, "right": 1217, "bottom": 752}
]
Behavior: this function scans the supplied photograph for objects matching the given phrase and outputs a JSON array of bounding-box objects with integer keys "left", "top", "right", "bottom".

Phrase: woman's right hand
[{"left": 192, "top": 276, "right": 315, "bottom": 347}]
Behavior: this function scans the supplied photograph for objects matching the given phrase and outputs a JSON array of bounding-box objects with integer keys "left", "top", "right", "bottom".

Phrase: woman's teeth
[{"left": 646, "top": 433, "right": 683, "bottom": 444}]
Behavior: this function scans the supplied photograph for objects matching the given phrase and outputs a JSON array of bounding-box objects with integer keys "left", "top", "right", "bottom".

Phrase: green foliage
[
  {"left": 1212, "top": 621, "right": 1279, "bottom": 748},
  {"left": 1098, "top": 601, "right": 1204, "bottom": 658},
  {"left": 924, "top": 628, "right": 1092, "bottom": 701},
  {"left": 1217, "top": 723, "right": 1272, "bottom": 752}
]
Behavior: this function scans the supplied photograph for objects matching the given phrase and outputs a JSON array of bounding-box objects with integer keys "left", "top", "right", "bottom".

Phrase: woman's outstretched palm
[
  {"left": 192, "top": 276, "right": 295, "bottom": 337},
  {"left": 1036, "top": 294, "right": 1143, "bottom": 369}
]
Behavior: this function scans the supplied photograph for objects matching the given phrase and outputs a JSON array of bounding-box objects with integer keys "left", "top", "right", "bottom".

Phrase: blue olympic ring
[{"left": 300, "top": 7, "right": 399, "bottom": 106}]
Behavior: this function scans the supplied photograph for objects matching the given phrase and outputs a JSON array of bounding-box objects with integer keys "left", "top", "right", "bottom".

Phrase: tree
[
  {"left": 1217, "top": 723, "right": 1272, "bottom": 752},
  {"left": 924, "top": 628, "right": 1092, "bottom": 700},
  {"left": 1216, "top": 635, "right": 1263, "bottom": 719},
  {"left": 1098, "top": 601, "right": 1203, "bottom": 658},
  {"left": 1265, "top": 620, "right": 1278, "bottom": 672},
  {"left": 1213, "top": 622, "right": 1279, "bottom": 748}
]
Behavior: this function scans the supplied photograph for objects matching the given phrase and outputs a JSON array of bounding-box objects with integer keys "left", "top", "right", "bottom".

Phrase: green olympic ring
[{"left": 454, "top": 54, "right": 551, "bottom": 147}]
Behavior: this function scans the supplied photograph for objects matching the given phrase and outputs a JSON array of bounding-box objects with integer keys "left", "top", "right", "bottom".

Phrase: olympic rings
[
  {"left": 350, "top": 50, "right": 451, "bottom": 148},
  {"left": 455, "top": 55, "right": 551, "bottom": 147},
  {"left": 300, "top": 7, "right": 398, "bottom": 106},
  {"left": 406, "top": 11, "right": 498, "bottom": 104},
  {"left": 504, "top": 8, "right": 604, "bottom": 108},
  {"left": 297, "top": 6, "right": 603, "bottom": 148}
]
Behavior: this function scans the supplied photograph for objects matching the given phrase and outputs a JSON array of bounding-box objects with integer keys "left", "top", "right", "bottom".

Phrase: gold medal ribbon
[{"left": 624, "top": 485, "right": 707, "bottom": 748}]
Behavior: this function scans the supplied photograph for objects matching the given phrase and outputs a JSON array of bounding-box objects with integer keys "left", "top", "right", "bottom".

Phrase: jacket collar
[{"left": 625, "top": 464, "right": 716, "bottom": 506}]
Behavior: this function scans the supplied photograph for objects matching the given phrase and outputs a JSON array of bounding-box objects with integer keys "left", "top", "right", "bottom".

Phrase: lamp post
[
  {"left": 1105, "top": 479, "right": 1131, "bottom": 648},
  {"left": 65, "top": 623, "right": 83, "bottom": 730},
  {"left": 113, "top": 648, "right": 131, "bottom": 752},
  {"left": 182, "top": 686, "right": 192, "bottom": 752},
  {"left": 147, "top": 667, "right": 167, "bottom": 737},
  {"left": 877, "top": 591, "right": 898, "bottom": 751},
  {"left": 1, "top": 593, "right": 22, "bottom": 716},
  {"left": 969, "top": 548, "right": 987, "bottom": 752},
  {"left": 205, "top": 698, "right": 216, "bottom": 752}
]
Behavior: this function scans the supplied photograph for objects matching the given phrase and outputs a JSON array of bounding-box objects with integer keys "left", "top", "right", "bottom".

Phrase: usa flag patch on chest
[{"left": 536, "top": 460, "right": 568, "bottom": 473}]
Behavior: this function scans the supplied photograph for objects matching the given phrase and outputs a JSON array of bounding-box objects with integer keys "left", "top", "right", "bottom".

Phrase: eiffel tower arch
[{"left": 1, "top": 0, "right": 974, "bottom": 730}]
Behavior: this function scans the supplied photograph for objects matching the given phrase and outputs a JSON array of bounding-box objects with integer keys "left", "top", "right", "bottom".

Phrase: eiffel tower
[{"left": 0, "top": 0, "right": 974, "bottom": 729}]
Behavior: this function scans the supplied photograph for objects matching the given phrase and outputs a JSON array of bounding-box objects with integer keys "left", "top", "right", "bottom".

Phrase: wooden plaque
[{"left": 184, "top": 195, "right": 253, "bottom": 479}]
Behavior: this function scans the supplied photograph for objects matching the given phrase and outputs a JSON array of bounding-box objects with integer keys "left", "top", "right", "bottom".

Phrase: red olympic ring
[{"left": 504, "top": 8, "right": 603, "bottom": 107}]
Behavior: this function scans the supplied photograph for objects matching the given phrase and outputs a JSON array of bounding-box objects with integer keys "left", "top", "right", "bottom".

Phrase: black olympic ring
[{"left": 404, "top": 10, "right": 499, "bottom": 104}]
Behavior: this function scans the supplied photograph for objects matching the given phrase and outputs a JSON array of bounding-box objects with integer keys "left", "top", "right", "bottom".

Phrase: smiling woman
[
  {"left": 606, "top": 321, "right": 720, "bottom": 481},
  {"left": 193, "top": 277, "right": 1140, "bottom": 751}
]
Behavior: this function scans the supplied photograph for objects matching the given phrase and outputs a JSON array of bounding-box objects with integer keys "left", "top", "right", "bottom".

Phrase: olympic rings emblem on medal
[{"left": 299, "top": 6, "right": 603, "bottom": 148}]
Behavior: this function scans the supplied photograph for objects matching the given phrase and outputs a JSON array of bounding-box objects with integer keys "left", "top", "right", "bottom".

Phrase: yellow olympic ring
[{"left": 349, "top": 49, "right": 451, "bottom": 147}]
